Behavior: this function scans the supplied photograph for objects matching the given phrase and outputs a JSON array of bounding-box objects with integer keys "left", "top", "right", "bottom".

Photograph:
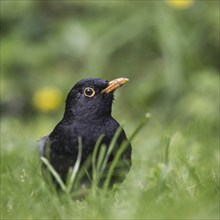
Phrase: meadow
[{"left": 1, "top": 1, "right": 219, "bottom": 219}]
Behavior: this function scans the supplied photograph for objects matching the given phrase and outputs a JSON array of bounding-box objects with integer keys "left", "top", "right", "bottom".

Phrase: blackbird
[{"left": 39, "top": 77, "right": 131, "bottom": 188}]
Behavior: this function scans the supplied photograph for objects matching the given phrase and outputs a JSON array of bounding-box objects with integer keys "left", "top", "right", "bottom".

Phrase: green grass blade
[
  {"left": 103, "top": 140, "right": 129, "bottom": 191},
  {"left": 92, "top": 134, "right": 105, "bottom": 183},
  {"left": 74, "top": 154, "right": 93, "bottom": 189},
  {"left": 96, "top": 144, "right": 107, "bottom": 172},
  {"left": 40, "top": 157, "right": 67, "bottom": 192},
  {"left": 91, "top": 136, "right": 105, "bottom": 196},
  {"left": 129, "top": 113, "right": 151, "bottom": 141},
  {"left": 164, "top": 136, "right": 171, "bottom": 165},
  {"left": 103, "top": 113, "right": 151, "bottom": 191},
  {"left": 93, "top": 144, "right": 107, "bottom": 193},
  {"left": 100, "top": 126, "right": 123, "bottom": 174},
  {"left": 66, "top": 136, "right": 83, "bottom": 193}
]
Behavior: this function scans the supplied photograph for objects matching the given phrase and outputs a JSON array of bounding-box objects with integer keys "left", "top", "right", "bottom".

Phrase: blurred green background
[{"left": 1, "top": 0, "right": 219, "bottom": 219}]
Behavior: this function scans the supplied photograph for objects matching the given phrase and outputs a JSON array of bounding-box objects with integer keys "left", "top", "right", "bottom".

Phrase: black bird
[{"left": 39, "top": 78, "right": 131, "bottom": 188}]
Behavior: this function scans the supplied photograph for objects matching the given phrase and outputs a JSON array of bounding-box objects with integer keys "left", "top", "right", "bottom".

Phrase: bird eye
[{"left": 84, "top": 87, "right": 95, "bottom": 98}]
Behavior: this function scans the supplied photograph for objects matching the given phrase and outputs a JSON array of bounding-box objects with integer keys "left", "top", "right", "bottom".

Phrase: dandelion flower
[
  {"left": 166, "top": 0, "right": 194, "bottom": 9},
  {"left": 33, "top": 87, "right": 63, "bottom": 112}
]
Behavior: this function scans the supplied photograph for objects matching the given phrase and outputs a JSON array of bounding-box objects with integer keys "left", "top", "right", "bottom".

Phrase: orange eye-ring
[{"left": 84, "top": 87, "right": 95, "bottom": 98}]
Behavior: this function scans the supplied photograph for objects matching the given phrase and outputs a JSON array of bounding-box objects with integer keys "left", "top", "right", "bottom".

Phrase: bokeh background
[{"left": 1, "top": 0, "right": 219, "bottom": 219}]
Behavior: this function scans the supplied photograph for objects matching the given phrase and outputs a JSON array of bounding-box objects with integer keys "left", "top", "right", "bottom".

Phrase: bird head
[{"left": 64, "top": 78, "right": 129, "bottom": 121}]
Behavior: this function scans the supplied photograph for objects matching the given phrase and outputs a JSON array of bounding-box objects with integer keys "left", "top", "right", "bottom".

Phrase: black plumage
[{"left": 39, "top": 78, "right": 131, "bottom": 188}]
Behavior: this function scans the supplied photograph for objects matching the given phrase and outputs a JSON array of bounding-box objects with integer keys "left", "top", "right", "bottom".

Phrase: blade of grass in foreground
[
  {"left": 91, "top": 127, "right": 124, "bottom": 195},
  {"left": 41, "top": 137, "right": 83, "bottom": 194},
  {"left": 103, "top": 113, "right": 151, "bottom": 191},
  {"left": 92, "top": 134, "right": 105, "bottom": 184},
  {"left": 96, "top": 145, "right": 107, "bottom": 173},
  {"left": 100, "top": 126, "right": 123, "bottom": 174},
  {"left": 66, "top": 137, "right": 83, "bottom": 193},
  {"left": 164, "top": 136, "right": 171, "bottom": 165},
  {"left": 41, "top": 157, "right": 67, "bottom": 192}
]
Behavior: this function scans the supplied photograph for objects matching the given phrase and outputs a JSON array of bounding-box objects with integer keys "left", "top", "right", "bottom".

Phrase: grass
[
  {"left": 1, "top": 1, "right": 219, "bottom": 219},
  {"left": 1, "top": 114, "right": 219, "bottom": 219}
]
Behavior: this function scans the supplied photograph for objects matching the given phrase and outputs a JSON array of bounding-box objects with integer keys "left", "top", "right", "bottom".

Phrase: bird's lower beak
[{"left": 101, "top": 77, "right": 129, "bottom": 94}]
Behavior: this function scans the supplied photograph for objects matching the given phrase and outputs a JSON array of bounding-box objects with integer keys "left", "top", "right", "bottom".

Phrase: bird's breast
[{"left": 51, "top": 118, "right": 118, "bottom": 159}]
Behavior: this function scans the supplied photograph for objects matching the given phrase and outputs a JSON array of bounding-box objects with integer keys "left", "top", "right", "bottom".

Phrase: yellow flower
[
  {"left": 166, "top": 0, "right": 194, "bottom": 9},
  {"left": 33, "top": 87, "right": 63, "bottom": 112}
]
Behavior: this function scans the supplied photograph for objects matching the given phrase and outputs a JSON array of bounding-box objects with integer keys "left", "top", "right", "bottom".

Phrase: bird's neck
[{"left": 63, "top": 107, "right": 112, "bottom": 123}]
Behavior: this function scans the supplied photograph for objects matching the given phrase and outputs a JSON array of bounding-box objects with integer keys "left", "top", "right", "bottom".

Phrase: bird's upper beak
[{"left": 101, "top": 77, "right": 129, "bottom": 94}]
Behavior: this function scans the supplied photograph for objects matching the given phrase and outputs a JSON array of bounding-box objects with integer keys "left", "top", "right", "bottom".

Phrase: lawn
[
  {"left": 1, "top": 1, "right": 219, "bottom": 219},
  {"left": 1, "top": 111, "right": 219, "bottom": 219}
]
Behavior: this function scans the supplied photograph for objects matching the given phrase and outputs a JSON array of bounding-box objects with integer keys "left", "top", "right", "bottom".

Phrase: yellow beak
[{"left": 101, "top": 77, "right": 129, "bottom": 94}]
